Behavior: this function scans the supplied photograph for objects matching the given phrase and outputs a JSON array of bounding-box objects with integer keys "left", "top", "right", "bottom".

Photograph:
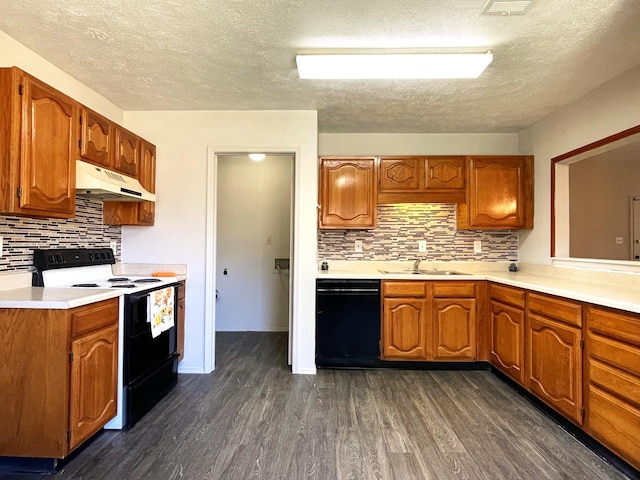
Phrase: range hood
[{"left": 75, "top": 160, "right": 156, "bottom": 202}]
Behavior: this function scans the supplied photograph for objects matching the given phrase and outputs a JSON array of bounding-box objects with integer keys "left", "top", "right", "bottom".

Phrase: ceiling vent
[{"left": 480, "top": 0, "right": 536, "bottom": 15}]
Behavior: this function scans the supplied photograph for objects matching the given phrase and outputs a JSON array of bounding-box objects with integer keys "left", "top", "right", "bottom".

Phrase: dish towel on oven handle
[{"left": 148, "top": 286, "right": 175, "bottom": 338}]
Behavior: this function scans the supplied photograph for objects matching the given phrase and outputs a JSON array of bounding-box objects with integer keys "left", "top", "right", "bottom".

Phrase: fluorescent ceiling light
[
  {"left": 296, "top": 51, "right": 493, "bottom": 79},
  {"left": 249, "top": 153, "right": 266, "bottom": 161}
]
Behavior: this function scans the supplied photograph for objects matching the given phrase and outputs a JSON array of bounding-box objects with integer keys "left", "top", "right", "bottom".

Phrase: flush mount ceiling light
[
  {"left": 480, "top": 0, "right": 536, "bottom": 16},
  {"left": 296, "top": 51, "right": 493, "bottom": 79},
  {"left": 249, "top": 153, "right": 266, "bottom": 161}
]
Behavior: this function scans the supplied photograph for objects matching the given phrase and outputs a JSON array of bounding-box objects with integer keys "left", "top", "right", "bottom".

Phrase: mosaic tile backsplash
[
  {"left": 318, "top": 204, "right": 518, "bottom": 261},
  {"left": 0, "top": 197, "right": 122, "bottom": 272}
]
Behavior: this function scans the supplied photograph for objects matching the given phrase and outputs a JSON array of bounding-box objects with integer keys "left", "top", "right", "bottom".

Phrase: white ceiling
[{"left": 1, "top": 0, "right": 639, "bottom": 133}]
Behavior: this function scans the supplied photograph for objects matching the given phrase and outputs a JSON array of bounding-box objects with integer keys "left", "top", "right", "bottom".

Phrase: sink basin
[{"left": 378, "top": 269, "right": 466, "bottom": 275}]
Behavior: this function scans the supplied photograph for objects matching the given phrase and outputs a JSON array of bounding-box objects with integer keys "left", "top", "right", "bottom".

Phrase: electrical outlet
[
  {"left": 0, "top": 236, "right": 3, "bottom": 257},
  {"left": 418, "top": 240, "right": 427, "bottom": 253},
  {"left": 473, "top": 240, "right": 482, "bottom": 253},
  {"left": 355, "top": 240, "right": 363, "bottom": 252},
  {"left": 615, "top": 237, "right": 624, "bottom": 245},
  {"left": 110, "top": 241, "right": 117, "bottom": 256},
  {"left": 266, "top": 235, "right": 273, "bottom": 245}
]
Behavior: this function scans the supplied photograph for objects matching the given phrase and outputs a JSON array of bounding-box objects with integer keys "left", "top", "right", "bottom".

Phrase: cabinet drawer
[
  {"left": 527, "top": 292, "right": 582, "bottom": 327},
  {"left": 588, "top": 385, "right": 640, "bottom": 468},
  {"left": 589, "top": 358, "right": 640, "bottom": 407},
  {"left": 382, "top": 281, "right": 426, "bottom": 297},
  {"left": 588, "top": 333, "right": 640, "bottom": 379},
  {"left": 490, "top": 283, "right": 525, "bottom": 309},
  {"left": 71, "top": 298, "right": 119, "bottom": 338},
  {"left": 588, "top": 306, "right": 640, "bottom": 347},
  {"left": 432, "top": 282, "right": 476, "bottom": 298}
]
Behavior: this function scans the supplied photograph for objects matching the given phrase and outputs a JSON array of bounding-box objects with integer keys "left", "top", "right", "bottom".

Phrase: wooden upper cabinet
[
  {"left": 379, "top": 157, "right": 421, "bottom": 192},
  {"left": 0, "top": 67, "right": 78, "bottom": 218},
  {"left": 457, "top": 155, "right": 534, "bottom": 230},
  {"left": 103, "top": 140, "right": 156, "bottom": 226},
  {"left": 424, "top": 156, "right": 465, "bottom": 191},
  {"left": 319, "top": 157, "right": 377, "bottom": 229},
  {"left": 114, "top": 127, "right": 140, "bottom": 178},
  {"left": 378, "top": 156, "right": 466, "bottom": 204},
  {"left": 137, "top": 140, "right": 156, "bottom": 224},
  {"left": 80, "top": 107, "right": 114, "bottom": 169}
]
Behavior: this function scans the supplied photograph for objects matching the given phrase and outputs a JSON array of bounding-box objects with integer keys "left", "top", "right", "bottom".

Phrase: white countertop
[
  {"left": 0, "top": 287, "right": 123, "bottom": 309},
  {"left": 317, "top": 261, "right": 640, "bottom": 315},
  {"left": 0, "top": 263, "right": 187, "bottom": 309}
]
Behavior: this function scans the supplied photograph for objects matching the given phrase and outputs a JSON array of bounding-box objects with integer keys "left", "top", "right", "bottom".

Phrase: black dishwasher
[{"left": 316, "top": 279, "right": 381, "bottom": 368}]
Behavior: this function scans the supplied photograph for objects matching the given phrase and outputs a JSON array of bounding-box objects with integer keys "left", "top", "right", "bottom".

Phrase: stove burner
[
  {"left": 112, "top": 284, "right": 136, "bottom": 289},
  {"left": 108, "top": 277, "right": 130, "bottom": 282},
  {"left": 72, "top": 283, "right": 100, "bottom": 288},
  {"left": 133, "top": 278, "right": 162, "bottom": 283}
]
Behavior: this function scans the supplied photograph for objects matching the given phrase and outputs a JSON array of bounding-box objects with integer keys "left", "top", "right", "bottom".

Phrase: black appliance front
[
  {"left": 316, "top": 279, "right": 381, "bottom": 368},
  {"left": 123, "top": 284, "right": 179, "bottom": 428}
]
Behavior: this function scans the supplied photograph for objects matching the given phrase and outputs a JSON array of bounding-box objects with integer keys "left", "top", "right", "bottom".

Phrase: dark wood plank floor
[{"left": 4, "top": 332, "right": 632, "bottom": 479}]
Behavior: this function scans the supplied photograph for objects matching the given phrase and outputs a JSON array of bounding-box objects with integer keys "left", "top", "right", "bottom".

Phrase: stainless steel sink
[{"left": 378, "top": 269, "right": 466, "bottom": 275}]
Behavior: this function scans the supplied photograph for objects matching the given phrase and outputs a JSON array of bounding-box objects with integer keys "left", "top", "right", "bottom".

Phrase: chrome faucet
[{"left": 413, "top": 258, "right": 424, "bottom": 271}]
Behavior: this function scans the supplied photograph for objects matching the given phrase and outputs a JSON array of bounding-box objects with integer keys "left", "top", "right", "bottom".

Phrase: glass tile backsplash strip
[
  {"left": 0, "top": 197, "right": 122, "bottom": 271},
  {"left": 318, "top": 204, "right": 518, "bottom": 261}
]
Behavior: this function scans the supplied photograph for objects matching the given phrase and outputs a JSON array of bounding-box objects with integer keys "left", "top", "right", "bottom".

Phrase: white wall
[
  {"left": 216, "top": 155, "right": 292, "bottom": 332},
  {"left": 0, "top": 30, "right": 123, "bottom": 123},
  {"left": 518, "top": 64, "right": 640, "bottom": 264},
  {"left": 122, "top": 110, "right": 318, "bottom": 374},
  {"left": 319, "top": 133, "right": 519, "bottom": 156}
]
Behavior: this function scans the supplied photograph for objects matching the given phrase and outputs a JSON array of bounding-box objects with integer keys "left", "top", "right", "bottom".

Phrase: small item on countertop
[
  {"left": 509, "top": 262, "right": 518, "bottom": 272},
  {"left": 152, "top": 271, "right": 177, "bottom": 277},
  {"left": 321, "top": 261, "right": 329, "bottom": 271}
]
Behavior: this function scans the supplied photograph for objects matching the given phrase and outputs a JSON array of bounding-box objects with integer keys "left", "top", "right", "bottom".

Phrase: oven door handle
[{"left": 128, "top": 292, "right": 150, "bottom": 303}]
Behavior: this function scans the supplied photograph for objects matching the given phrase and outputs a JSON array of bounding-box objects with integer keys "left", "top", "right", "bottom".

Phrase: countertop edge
[{"left": 317, "top": 271, "right": 640, "bottom": 314}]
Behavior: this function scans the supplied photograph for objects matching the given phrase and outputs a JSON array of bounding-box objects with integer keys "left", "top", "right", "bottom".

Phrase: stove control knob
[
  {"left": 100, "top": 252, "right": 106, "bottom": 260},
  {"left": 88, "top": 253, "right": 94, "bottom": 261},
  {"left": 55, "top": 254, "right": 64, "bottom": 264},
  {"left": 48, "top": 254, "right": 55, "bottom": 264}
]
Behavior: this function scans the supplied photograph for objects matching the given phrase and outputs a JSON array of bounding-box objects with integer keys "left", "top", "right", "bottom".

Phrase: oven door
[{"left": 123, "top": 284, "right": 178, "bottom": 385}]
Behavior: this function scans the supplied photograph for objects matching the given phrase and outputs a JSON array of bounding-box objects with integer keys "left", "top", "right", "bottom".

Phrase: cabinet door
[
  {"left": 424, "top": 156, "right": 465, "bottom": 191},
  {"left": 319, "top": 158, "right": 377, "bottom": 229},
  {"left": 80, "top": 107, "right": 113, "bottom": 168},
  {"left": 382, "top": 297, "right": 427, "bottom": 359},
  {"left": 68, "top": 324, "right": 118, "bottom": 452},
  {"left": 19, "top": 75, "right": 78, "bottom": 217},
  {"left": 464, "top": 156, "right": 533, "bottom": 229},
  {"left": 490, "top": 300, "right": 525, "bottom": 384},
  {"left": 527, "top": 313, "right": 583, "bottom": 424},
  {"left": 432, "top": 298, "right": 476, "bottom": 360},
  {"left": 114, "top": 127, "right": 140, "bottom": 177},
  {"left": 379, "top": 157, "right": 421, "bottom": 192},
  {"left": 137, "top": 140, "right": 156, "bottom": 224}
]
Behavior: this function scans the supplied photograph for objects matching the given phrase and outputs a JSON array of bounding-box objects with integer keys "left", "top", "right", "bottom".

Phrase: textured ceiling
[{"left": 0, "top": 0, "right": 639, "bottom": 133}]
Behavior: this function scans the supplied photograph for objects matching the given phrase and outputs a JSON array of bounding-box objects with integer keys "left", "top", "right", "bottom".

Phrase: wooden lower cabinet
[
  {"left": 526, "top": 293, "right": 583, "bottom": 425},
  {"left": 489, "top": 283, "right": 526, "bottom": 384},
  {"left": 382, "top": 297, "right": 427, "bottom": 359},
  {"left": 431, "top": 282, "right": 477, "bottom": 360},
  {"left": 585, "top": 306, "right": 640, "bottom": 470},
  {"left": 0, "top": 298, "right": 119, "bottom": 458},
  {"left": 381, "top": 281, "right": 477, "bottom": 361}
]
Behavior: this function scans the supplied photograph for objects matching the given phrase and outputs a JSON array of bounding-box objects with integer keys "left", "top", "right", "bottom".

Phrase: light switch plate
[
  {"left": 355, "top": 240, "right": 363, "bottom": 252},
  {"left": 110, "top": 241, "right": 117, "bottom": 256},
  {"left": 0, "top": 236, "right": 3, "bottom": 257},
  {"left": 473, "top": 240, "right": 482, "bottom": 253}
]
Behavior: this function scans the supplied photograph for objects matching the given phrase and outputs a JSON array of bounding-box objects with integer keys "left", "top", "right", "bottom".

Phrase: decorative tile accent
[
  {"left": 0, "top": 198, "right": 122, "bottom": 272},
  {"left": 318, "top": 204, "right": 518, "bottom": 261}
]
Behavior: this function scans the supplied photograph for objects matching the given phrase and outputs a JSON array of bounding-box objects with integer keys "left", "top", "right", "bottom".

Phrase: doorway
[{"left": 215, "top": 154, "right": 294, "bottom": 358}]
